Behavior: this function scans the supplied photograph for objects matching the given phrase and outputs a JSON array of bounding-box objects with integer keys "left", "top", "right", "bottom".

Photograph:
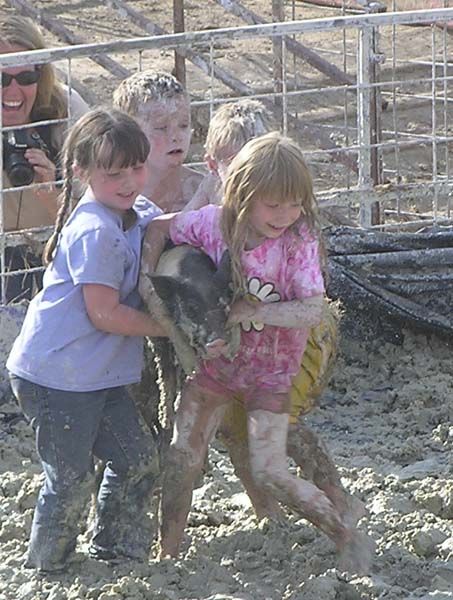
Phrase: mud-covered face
[{"left": 137, "top": 96, "right": 192, "bottom": 172}]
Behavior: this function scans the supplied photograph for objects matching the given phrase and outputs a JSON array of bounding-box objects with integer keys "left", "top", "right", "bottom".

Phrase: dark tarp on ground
[{"left": 326, "top": 227, "right": 453, "bottom": 342}]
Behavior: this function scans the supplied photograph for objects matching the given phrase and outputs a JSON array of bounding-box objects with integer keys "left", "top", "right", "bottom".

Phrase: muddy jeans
[{"left": 9, "top": 374, "right": 160, "bottom": 571}]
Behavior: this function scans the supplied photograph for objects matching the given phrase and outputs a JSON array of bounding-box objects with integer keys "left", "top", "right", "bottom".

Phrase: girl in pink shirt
[{"left": 150, "top": 132, "right": 372, "bottom": 571}]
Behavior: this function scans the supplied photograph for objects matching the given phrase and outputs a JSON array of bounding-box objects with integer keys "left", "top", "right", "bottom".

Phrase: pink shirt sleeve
[
  {"left": 287, "top": 224, "right": 325, "bottom": 299},
  {"left": 169, "top": 205, "right": 225, "bottom": 265}
]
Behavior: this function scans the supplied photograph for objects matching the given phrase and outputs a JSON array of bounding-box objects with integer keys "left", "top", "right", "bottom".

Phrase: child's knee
[
  {"left": 167, "top": 443, "right": 204, "bottom": 474},
  {"left": 125, "top": 443, "right": 160, "bottom": 487},
  {"left": 47, "top": 468, "right": 95, "bottom": 506},
  {"left": 251, "top": 464, "right": 275, "bottom": 492}
]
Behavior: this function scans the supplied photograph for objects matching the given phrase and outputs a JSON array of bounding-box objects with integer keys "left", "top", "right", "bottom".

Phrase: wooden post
[
  {"left": 214, "top": 0, "right": 356, "bottom": 91},
  {"left": 173, "top": 0, "right": 186, "bottom": 86},
  {"left": 370, "top": 26, "right": 383, "bottom": 189},
  {"left": 272, "top": 0, "right": 285, "bottom": 121},
  {"left": 357, "top": 25, "right": 382, "bottom": 227},
  {"left": 106, "top": 0, "right": 251, "bottom": 95}
]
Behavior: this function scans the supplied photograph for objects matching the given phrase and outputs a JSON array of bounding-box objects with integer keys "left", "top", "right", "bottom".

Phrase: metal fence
[{"left": 1, "top": 7, "right": 453, "bottom": 303}]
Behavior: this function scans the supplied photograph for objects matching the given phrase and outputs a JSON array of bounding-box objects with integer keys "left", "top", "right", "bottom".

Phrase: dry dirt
[{"left": 0, "top": 2, "right": 452, "bottom": 599}]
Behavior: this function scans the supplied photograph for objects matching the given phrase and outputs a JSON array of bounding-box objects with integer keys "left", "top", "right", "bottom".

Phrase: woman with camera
[{"left": 1, "top": 15, "right": 88, "bottom": 302}]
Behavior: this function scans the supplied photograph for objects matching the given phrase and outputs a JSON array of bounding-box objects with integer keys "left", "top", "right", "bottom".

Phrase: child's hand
[{"left": 227, "top": 298, "right": 257, "bottom": 326}]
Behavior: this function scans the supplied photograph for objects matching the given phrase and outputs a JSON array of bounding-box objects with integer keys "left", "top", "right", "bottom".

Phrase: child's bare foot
[{"left": 337, "top": 529, "right": 375, "bottom": 575}]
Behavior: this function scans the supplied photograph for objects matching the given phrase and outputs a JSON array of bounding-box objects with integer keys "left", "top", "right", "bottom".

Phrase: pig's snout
[{"left": 203, "top": 323, "right": 240, "bottom": 361}]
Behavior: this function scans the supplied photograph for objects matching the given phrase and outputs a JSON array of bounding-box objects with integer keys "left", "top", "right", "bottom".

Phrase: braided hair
[{"left": 43, "top": 108, "right": 150, "bottom": 265}]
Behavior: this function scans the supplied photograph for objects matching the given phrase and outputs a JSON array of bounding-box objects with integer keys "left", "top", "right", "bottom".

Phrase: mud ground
[{"left": 0, "top": 1, "right": 452, "bottom": 599}]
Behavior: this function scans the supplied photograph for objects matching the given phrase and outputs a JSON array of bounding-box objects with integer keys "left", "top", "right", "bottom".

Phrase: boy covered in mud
[
  {"left": 113, "top": 70, "right": 203, "bottom": 213},
  {"left": 113, "top": 70, "right": 206, "bottom": 427}
]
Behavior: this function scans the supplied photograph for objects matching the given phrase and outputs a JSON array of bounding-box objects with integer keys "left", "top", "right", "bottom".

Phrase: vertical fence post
[
  {"left": 272, "top": 0, "right": 284, "bottom": 124},
  {"left": 357, "top": 24, "right": 382, "bottom": 227},
  {"left": 173, "top": 0, "right": 186, "bottom": 86},
  {"left": 370, "top": 26, "right": 383, "bottom": 188},
  {"left": 0, "top": 78, "right": 5, "bottom": 305}
]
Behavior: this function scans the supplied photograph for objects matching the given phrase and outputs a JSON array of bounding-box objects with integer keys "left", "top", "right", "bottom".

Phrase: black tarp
[{"left": 326, "top": 227, "right": 453, "bottom": 341}]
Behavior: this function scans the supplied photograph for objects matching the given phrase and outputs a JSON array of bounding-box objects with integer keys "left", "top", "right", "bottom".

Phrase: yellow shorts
[{"left": 220, "top": 299, "right": 339, "bottom": 442}]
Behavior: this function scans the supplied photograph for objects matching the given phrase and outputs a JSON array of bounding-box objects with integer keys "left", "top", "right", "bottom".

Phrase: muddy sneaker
[
  {"left": 88, "top": 544, "right": 122, "bottom": 564},
  {"left": 88, "top": 544, "right": 139, "bottom": 564},
  {"left": 24, "top": 558, "right": 67, "bottom": 574}
]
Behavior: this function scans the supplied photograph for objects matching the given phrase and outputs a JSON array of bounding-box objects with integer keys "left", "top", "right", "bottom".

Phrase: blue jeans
[{"left": 9, "top": 374, "right": 159, "bottom": 571}]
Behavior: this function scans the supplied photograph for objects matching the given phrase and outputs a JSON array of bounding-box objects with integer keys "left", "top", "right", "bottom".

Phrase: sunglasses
[{"left": 1, "top": 70, "right": 40, "bottom": 88}]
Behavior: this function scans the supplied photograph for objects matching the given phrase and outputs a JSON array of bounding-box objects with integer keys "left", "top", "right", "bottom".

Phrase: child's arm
[
  {"left": 139, "top": 211, "right": 199, "bottom": 374},
  {"left": 228, "top": 294, "right": 324, "bottom": 329},
  {"left": 229, "top": 228, "right": 326, "bottom": 330},
  {"left": 83, "top": 284, "right": 167, "bottom": 337},
  {"left": 183, "top": 172, "right": 221, "bottom": 212},
  {"left": 141, "top": 213, "right": 177, "bottom": 271}
]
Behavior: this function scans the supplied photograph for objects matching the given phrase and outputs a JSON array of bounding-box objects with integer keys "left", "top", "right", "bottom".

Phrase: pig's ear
[
  {"left": 150, "top": 275, "right": 183, "bottom": 302},
  {"left": 214, "top": 250, "right": 232, "bottom": 290}
]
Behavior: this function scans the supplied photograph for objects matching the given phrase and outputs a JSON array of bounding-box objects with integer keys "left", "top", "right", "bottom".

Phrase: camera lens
[
  {"left": 7, "top": 161, "right": 35, "bottom": 187},
  {"left": 3, "top": 130, "right": 36, "bottom": 187}
]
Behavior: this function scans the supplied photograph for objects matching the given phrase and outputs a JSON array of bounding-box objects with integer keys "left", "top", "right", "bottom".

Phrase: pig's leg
[
  {"left": 287, "top": 419, "right": 366, "bottom": 528},
  {"left": 247, "top": 408, "right": 373, "bottom": 574},
  {"left": 159, "top": 382, "right": 228, "bottom": 558}
]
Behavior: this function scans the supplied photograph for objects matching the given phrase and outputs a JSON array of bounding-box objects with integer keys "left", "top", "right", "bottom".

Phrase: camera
[{"left": 2, "top": 129, "right": 49, "bottom": 188}]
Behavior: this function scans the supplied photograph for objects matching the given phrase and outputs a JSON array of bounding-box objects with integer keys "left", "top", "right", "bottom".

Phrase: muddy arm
[
  {"left": 228, "top": 295, "right": 324, "bottom": 330},
  {"left": 140, "top": 223, "right": 198, "bottom": 375},
  {"left": 183, "top": 172, "right": 222, "bottom": 212}
]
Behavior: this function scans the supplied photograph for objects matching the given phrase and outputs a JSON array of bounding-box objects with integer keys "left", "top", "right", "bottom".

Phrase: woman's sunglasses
[{"left": 1, "top": 70, "right": 40, "bottom": 88}]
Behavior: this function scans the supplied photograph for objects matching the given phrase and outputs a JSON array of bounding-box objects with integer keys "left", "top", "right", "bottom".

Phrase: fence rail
[{"left": 2, "top": 7, "right": 453, "bottom": 303}]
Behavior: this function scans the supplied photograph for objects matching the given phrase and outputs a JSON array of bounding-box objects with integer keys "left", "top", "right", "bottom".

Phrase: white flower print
[{"left": 242, "top": 277, "right": 281, "bottom": 332}]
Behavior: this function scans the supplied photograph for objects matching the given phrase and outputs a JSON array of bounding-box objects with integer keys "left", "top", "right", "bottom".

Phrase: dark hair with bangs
[{"left": 43, "top": 108, "right": 150, "bottom": 265}]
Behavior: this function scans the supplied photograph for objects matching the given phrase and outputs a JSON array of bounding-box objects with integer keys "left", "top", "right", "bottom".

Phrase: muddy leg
[
  {"left": 287, "top": 419, "right": 366, "bottom": 528},
  {"left": 247, "top": 409, "right": 349, "bottom": 546},
  {"left": 218, "top": 421, "right": 282, "bottom": 520},
  {"left": 159, "top": 382, "right": 227, "bottom": 558}
]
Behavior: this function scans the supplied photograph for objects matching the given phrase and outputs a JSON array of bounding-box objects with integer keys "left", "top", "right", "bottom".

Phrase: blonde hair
[
  {"left": 0, "top": 15, "right": 67, "bottom": 121},
  {"left": 205, "top": 99, "right": 273, "bottom": 161},
  {"left": 113, "top": 70, "right": 187, "bottom": 117},
  {"left": 221, "top": 131, "right": 322, "bottom": 295},
  {"left": 43, "top": 108, "right": 150, "bottom": 265}
]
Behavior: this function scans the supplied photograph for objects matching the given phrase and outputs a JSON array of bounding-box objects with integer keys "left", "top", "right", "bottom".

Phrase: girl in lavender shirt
[
  {"left": 148, "top": 132, "right": 372, "bottom": 571},
  {"left": 7, "top": 109, "right": 166, "bottom": 572}
]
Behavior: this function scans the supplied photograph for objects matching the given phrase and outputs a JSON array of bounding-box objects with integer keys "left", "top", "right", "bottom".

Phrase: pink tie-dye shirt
[{"left": 170, "top": 205, "right": 325, "bottom": 393}]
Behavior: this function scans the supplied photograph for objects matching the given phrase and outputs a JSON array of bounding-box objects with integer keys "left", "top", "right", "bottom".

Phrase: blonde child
[
  {"left": 149, "top": 132, "right": 372, "bottom": 571},
  {"left": 183, "top": 99, "right": 366, "bottom": 528},
  {"left": 113, "top": 70, "right": 202, "bottom": 212},
  {"left": 6, "top": 109, "right": 166, "bottom": 572},
  {"left": 184, "top": 98, "right": 273, "bottom": 211}
]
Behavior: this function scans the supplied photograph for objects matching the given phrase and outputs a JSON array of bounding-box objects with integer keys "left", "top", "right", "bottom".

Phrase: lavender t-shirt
[{"left": 7, "top": 190, "right": 161, "bottom": 392}]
